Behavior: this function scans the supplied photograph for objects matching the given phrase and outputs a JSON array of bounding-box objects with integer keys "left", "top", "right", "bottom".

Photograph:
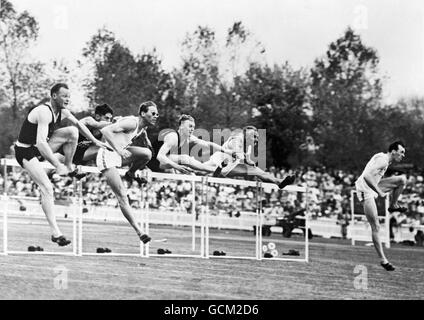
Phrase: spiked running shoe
[{"left": 51, "top": 235, "right": 71, "bottom": 247}]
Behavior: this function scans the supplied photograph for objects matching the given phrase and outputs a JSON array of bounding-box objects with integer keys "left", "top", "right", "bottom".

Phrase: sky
[{"left": 10, "top": 0, "right": 424, "bottom": 103}]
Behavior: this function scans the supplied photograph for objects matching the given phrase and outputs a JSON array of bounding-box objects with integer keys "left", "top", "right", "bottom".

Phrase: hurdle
[
  {"left": 72, "top": 164, "right": 150, "bottom": 257},
  {"left": 263, "top": 185, "right": 311, "bottom": 263},
  {"left": 1, "top": 157, "right": 312, "bottom": 262},
  {"left": 350, "top": 190, "right": 391, "bottom": 248},
  {"left": 203, "top": 176, "right": 310, "bottom": 262},
  {"left": 0, "top": 158, "right": 78, "bottom": 256},
  {"left": 141, "top": 172, "right": 205, "bottom": 258},
  {"left": 1, "top": 195, "right": 8, "bottom": 256},
  {"left": 79, "top": 168, "right": 307, "bottom": 260}
]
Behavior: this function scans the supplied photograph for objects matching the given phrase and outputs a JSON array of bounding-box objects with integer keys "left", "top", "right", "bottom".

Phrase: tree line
[{"left": 1, "top": 0, "right": 423, "bottom": 172}]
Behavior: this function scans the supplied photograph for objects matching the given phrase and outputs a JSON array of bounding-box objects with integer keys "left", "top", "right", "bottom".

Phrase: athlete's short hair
[
  {"left": 388, "top": 141, "right": 405, "bottom": 152},
  {"left": 95, "top": 104, "right": 114, "bottom": 116},
  {"left": 178, "top": 114, "right": 195, "bottom": 126},
  {"left": 50, "top": 83, "right": 69, "bottom": 97},
  {"left": 243, "top": 125, "right": 258, "bottom": 132},
  {"left": 138, "top": 101, "right": 157, "bottom": 115},
  {"left": 243, "top": 125, "right": 259, "bottom": 141}
]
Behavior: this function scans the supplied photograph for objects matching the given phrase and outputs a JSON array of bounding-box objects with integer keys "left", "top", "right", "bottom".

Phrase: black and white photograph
[{"left": 0, "top": 0, "right": 423, "bottom": 303}]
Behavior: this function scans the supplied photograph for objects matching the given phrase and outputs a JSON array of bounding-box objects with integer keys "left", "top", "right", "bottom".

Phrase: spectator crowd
[{"left": 1, "top": 165, "right": 424, "bottom": 231}]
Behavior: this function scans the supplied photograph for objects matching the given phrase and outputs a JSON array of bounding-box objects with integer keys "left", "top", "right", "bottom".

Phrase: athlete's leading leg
[
  {"left": 169, "top": 154, "right": 217, "bottom": 173},
  {"left": 379, "top": 175, "right": 407, "bottom": 211},
  {"left": 123, "top": 146, "right": 152, "bottom": 170},
  {"left": 227, "top": 164, "right": 280, "bottom": 183},
  {"left": 121, "top": 146, "right": 152, "bottom": 185},
  {"left": 48, "top": 126, "right": 79, "bottom": 171},
  {"left": 224, "top": 163, "right": 296, "bottom": 189},
  {"left": 81, "top": 145, "right": 100, "bottom": 163},
  {"left": 102, "top": 167, "right": 151, "bottom": 243}
]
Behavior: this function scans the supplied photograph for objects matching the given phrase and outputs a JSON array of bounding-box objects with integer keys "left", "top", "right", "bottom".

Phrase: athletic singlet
[
  {"left": 122, "top": 117, "right": 142, "bottom": 149},
  {"left": 17, "top": 103, "right": 62, "bottom": 145},
  {"left": 355, "top": 152, "right": 390, "bottom": 191},
  {"left": 114, "top": 116, "right": 142, "bottom": 150},
  {"left": 77, "top": 122, "right": 103, "bottom": 144},
  {"left": 152, "top": 130, "right": 192, "bottom": 157}
]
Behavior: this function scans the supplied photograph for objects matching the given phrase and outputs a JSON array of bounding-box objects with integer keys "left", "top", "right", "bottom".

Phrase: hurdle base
[
  {"left": 209, "top": 255, "right": 259, "bottom": 260},
  {"left": 262, "top": 257, "right": 308, "bottom": 262},
  {"left": 6, "top": 251, "right": 76, "bottom": 256},
  {"left": 148, "top": 253, "right": 203, "bottom": 258},
  {"left": 81, "top": 252, "right": 144, "bottom": 257}
]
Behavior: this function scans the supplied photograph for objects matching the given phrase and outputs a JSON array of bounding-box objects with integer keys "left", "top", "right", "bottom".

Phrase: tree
[
  {"left": 375, "top": 97, "right": 424, "bottom": 171},
  {"left": 217, "top": 22, "right": 266, "bottom": 128},
  {"left": 235, "top": 62, "right": 312, "bottom": 168},
  {"left": 175, "top": 25, "right": 221, "bottom": 127},
  {"left": 310, "top": 27, "right": 383, "bottom": 170},
  {"left": 0, "top": 0, "right": 40, "bottom": 119},
  {"left": 175, "top": 22, "right": 266, "bottom": 130},
  {"left": 82, "top": 27, "right": 116, "bottom": 105},
  {"left": 83, "top": 28, "right": 176, "bottom": 136},
  {"left": 0, "top": 0, "right": 56, "bottom": 156}
]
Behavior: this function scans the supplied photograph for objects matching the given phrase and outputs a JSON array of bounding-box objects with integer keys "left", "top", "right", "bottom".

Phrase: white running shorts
[{"left": 96, "top": 148, "right": 122, "bottom": 172}]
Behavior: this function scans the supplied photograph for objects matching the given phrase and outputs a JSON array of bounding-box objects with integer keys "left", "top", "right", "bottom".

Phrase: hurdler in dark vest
[
  {"left": 14, "top": 103, "right": 62, "bottom": 167},
  {"left": 18, "top": 103, "right": 62, "bottom": 145}
]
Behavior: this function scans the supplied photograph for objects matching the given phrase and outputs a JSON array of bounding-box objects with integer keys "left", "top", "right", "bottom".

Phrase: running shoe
[
  {"left": 381, "top": 262, "right": 395, "bottom": 271},
  {"left": 278, "top": 175, "right": 296, "bottom": 189},
  {"left": 51, "top": 235, "right": 71, "bottom": 247}
]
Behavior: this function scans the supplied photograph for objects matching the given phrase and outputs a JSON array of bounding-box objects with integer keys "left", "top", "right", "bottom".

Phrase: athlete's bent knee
[
  {"left": 143, "top": 149, "right": 152, "bottom": 161},
  {"left": 397, "top": 175, "right": 407, "bottom": 186},
  {"left": 65, "top": 126, "right": 79, "bottom": 141}
]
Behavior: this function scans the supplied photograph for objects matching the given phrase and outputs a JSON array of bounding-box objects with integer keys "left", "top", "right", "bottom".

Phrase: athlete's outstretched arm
[
  {"left": 62, "top": 110, "right": 109, "bottom": 150},
  {"left": 191, "top": 136, "right": 235, "bottom": 157},
  {"left": 79, "top": 116, "right": 111, "bottom": 130}
]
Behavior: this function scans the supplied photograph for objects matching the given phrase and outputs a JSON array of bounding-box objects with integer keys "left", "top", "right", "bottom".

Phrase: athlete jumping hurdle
[
  {"left": 205, "top": 125, "right": 296, "bottom": 189},
  {"left": 155, "top": 114, "right": 237, "bottom": 174},
  {"left": 14, "top": 83, "right": 109, "bottom": 246},
  {"left": 72, "top": 103, "right": 114, "bottom": 166},
  {"left": 96, "top": 101, "right": 159, "bottom": 244},
  {"left": 355, "top": 141, "right": 407, "bottom": 271}
]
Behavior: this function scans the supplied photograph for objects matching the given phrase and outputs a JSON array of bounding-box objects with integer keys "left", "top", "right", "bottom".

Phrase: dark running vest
[
  {"left": 151, "top": 130, "right": 192, "bottom": 158},
  {"left": 18, "top": 103, "right": 62, "bottom": 145}
]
